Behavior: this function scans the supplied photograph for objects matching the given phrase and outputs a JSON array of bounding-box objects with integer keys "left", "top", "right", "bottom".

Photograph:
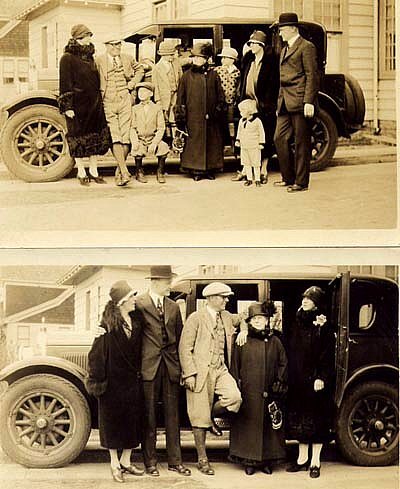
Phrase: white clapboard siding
[
  {"left": 121, "top": 0, "right": 153, "bottom": 38},
  {"left": 378, "top": 79, "right": 396, "bottom": 122}
]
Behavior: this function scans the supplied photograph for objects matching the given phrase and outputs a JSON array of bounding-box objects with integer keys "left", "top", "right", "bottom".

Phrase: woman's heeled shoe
[
  {"left": 110, "top": 466, "right": 124, "bottom": 483},
  {"left": 286, "top": 461, "right": 309, "bottom": 472},
  {"left": 88, "top": 173, "right": 107, "bottom": 184},
  {"left": 309, "top": 466, "right": 321, "bottom": 478},
  {"left": 78, "top": 176, "right": 90, "bottom": 186}
]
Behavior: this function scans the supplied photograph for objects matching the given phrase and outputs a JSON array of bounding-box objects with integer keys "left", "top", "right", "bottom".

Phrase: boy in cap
[
  {"left": 214, "top": 47, "right": 241, "bottom": 149},
  {"left": 179, "top": 282, "right": 244, "bottom": 475},
  {"left": 96, "top": 37, "right": 145, "bottom": 186},
  {"left": 152, "top": 40, "right": 183, "bottom": 142},
  {"left": 235, "top": 98, "right": 265, "bottom": 187},
  {"left": 130, "top": 83, "right": 170, "bottom": 183}
]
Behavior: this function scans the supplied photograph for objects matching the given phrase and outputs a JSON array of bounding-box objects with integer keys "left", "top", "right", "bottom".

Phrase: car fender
[
  {"left": 317, "top": 91, "right": 349, "bottom": 138},
  {"left": 0, "top": 90, "right": 59, "bottom": 122},
  {"left": 341, "top": 364, "right": 399, "bottom": 403}
]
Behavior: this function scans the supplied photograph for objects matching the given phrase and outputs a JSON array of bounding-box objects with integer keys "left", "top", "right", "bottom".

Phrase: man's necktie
[
  {"left": 157, "top": 298, "right": 168, "bottom": 345},
  {"left": 112, "top": 56, "right": 120, "bottom": 69}
]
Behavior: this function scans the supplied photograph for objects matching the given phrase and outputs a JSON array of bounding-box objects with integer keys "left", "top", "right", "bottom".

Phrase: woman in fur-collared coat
[
  {"left": 87, "top": 280, "right": 145, "bottom": 483},
  {"left": 58, "top": 24, "right": 111, "bottom": 185}
]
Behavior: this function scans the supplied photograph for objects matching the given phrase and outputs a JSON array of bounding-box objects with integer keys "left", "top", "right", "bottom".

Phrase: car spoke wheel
[
  {"left": 0, "top": 374, "right": 91, "bottom": 468},
  {"left": 309, "top": 108, "right": 338, "bottom": 172},
  {"left": 336, "top": 381, "right": 399, "bottom": 466},
  {"left": 350, "top": 395, "right": 398, "bottom": 454},
  {"left": 0, "top": 105, "right": 74, "bottom": 182}
]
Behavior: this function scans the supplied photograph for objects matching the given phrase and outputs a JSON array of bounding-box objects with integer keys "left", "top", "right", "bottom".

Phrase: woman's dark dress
[
  {"left": 58, "top": 40, "right": 111, "bottom": 158},
  {"left": 229, "top": 330, "right": 288, "bottom": 465},
  {"left": 87, "top": 310, "right": 143, "bottom": 449},
  {"left": 175, "top": 64, "right": 226, "bottom": 174},
  {"left": 286, "top": 308, "right": 335, "bottom": 443}
]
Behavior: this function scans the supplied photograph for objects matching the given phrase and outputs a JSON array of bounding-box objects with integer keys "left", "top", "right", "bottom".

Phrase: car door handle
[{"left": 349, "top": 338, "right": 358, "bottom": 344}]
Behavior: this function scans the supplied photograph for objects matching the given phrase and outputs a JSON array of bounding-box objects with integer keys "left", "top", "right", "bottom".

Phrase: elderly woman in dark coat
[
  {"left": 58, "top": 24, "right": 111, "bottom": 186},
  {"left": 229, "top": 302, "right": 288, "bottom": 475},
  {"left": 286, "top": 286, "right": 335, "bottom": 479},
  {"left": 87, "top": 280, "right": 144, "bottom": 483},
  {"left": 175, "top": 42, "right": 226, "bottom": 181}
]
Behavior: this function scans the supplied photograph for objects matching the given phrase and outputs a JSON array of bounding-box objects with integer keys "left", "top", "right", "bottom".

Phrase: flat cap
[{"left": 202, "top": 282, "right": 234, "bottom": 297}]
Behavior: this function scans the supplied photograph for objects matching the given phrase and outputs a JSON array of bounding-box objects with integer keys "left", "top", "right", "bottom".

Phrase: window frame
[{"left": 379, "top": 0, "right": 396, "bottom": 79}]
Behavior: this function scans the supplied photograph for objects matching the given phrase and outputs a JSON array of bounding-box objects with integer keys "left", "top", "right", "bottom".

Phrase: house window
[
  {"left": 85, "top": 290, "right": 91, "bottom": 330},
  {"left": 313, "top": 0, "right": 342, "bottom": 31},
  {"left": 274, "top": 0, "right": 304, "bottom": 17},
  {"left": 41, "top": 26, "right": 48, "bottom": 69},
  {"left": 17, "top": 325, "right": 30, "bottom": 346},
  {"left": 3, "top": 59, "right": 15, "bottom": 84},
  {"left": 153, "top": 0, "right": 168, "bottom": 22},
  {"left": 379, "top": 0, "right": 396, "bottom": 77},
  {"left": 17, "top": 60, "right": 29, "bottom": 83},
  {"left": 97, "top": 286, "right": 102, "bottom": 322}
]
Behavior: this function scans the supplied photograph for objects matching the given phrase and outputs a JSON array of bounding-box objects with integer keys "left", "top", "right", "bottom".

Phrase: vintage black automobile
[
  {"left": 0, "top": 18, "right": 365, "bottom": 182},
  {"left": 0, "top": 271, "right": 397, "bottom": 468}
]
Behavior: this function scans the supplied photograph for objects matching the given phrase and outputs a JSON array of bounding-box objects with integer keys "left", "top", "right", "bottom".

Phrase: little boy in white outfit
[{"left": 235, "top": 99, "right": 265, "bottom": 187}]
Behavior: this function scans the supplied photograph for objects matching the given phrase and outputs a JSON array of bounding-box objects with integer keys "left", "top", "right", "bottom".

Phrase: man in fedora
[
  {"left": 179, "top": 282, "right": 243, "bottom": 475},
  {"left": 96, "top": 37, "right": 145, "bottom": 186},
  {"left": 152, "top": 40, "right": 183, "bottom": 142},
  {"left": 273, "top": 12, "right": 319, "bottom": 192},
  {"left": 135, "top": 266, "right": 191, "bottom": 477},
  {"left": 232, "top": 30, "right": 279, "bottom": 184}
]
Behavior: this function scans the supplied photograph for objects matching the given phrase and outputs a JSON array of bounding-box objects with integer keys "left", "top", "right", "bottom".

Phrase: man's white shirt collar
[{"left": 287, "top": 33, "right": 300, "bottom": 48}]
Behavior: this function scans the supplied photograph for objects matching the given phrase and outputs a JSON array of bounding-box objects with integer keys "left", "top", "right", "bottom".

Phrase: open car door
[{"left": 329, "top": 272, "right": 350, "bottom": 407}]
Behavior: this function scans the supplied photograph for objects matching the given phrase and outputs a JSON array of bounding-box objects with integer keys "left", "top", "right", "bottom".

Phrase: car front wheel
[
  {"left": 335, "top": 382, "right": 399, "bottom": 466},
  {"left": 0, "top": 374, "right": 91, "bottom": 468}
]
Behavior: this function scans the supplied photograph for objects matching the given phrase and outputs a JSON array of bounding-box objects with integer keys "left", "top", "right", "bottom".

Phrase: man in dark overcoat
[
  {"left": 135, "top": 266, "right": 191, "bottom": 477},
  {"left": 273, "top": 12, "right": 319, "bottom": 192},
  {"left": 175, "top": 42, "right": 226, "bottom": 181},
  {"left": 232, "top": 30, "right": 279, "bottom": 184}
]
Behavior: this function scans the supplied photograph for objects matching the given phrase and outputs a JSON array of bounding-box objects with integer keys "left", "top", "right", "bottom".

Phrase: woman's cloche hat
[
  {"left": 247, "top": 30, "right": 267, "bottom": 46},
  {"left": 146, "top": 265, "right": 177, "bottom": 279},
  {"left": 158, "top": 40, "right": 178, "bottom": 56},
  {"left": 110, "top": 280, "right": 137, "bottom": 305},
  {"left": 191, "top": 42, "right": 214, "bottom": 59},
  {"left": 303, "top": 286, "right": 325, "bottom": 307},
  {"left": 246, "top": 302, "right": 273, "bottom": 322},
  {"left": 278, "top": 12, "right": 299, "bottom": 27},
  {"left": 71, "top": 24, "right": 93, "bottom": 40},
  {"left": 217, "top": 47, "right": 238, "bottom": 60}
]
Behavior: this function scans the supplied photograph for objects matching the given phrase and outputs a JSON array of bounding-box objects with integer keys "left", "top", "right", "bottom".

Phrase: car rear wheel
[
  {"left": 0, "top": 374, "right": 91, "bottom": 468},
  {"left": 310, "top": 108, "right": 338, "bottom": 172},
  {"left": 0, "top": 105, "right": 74, "bottom": 182},
  {"left": 336, "top": 382, "right": 399, "bottom": 466}
]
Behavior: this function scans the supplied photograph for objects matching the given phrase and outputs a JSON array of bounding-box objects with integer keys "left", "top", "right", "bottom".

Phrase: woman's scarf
[{"left": 64, "top": 39, "right": 95, "bottom": 61}]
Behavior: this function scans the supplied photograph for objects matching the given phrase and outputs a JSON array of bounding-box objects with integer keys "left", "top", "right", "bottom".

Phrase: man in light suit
[
  {"left": 96, "top": 38, "right": 144, "bottom": 186},
  {"left": 151, "top": 40, "right": 183, "bottom": 142},
  {"left": 136, "top": 266, "right": 191, "bottom": 477},
  {"left": 179, "top": 282, "right": 242, "bottom": 476},
  {"left": 273, "top": 12, "right": 319, "bottom": 192}
]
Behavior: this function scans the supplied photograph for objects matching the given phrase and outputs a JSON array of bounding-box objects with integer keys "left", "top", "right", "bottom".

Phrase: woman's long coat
[
  {"left": 175, "top": 64, "right": 226, "bottom": 173},
  {"left": 87, "top": 310, "right": 144, "bottom": 449},
  {"left": 286, "top": 308, "right": 336, "bottom": 443},
  {"left": 58, "top": 40, "right": 111, "bottom": 158},
  {"left": 229, "top": 333, "right": 288, "bottom": 463}
]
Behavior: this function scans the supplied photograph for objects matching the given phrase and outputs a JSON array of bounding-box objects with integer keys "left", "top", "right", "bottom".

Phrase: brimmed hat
[
  {"left": 247, "top": 30, "right": 267, "bottom": 46},
  {"left": 109, "top": 280, "right": 137, "bottom": 305},
  {"left": 136, "top": 82, "right": 155, "bottom": 92},
  {"left": 238, "top": 98, "right": 258, "bottom": 115},
  {"left": 246, "top": 302, "right": 270, "bottom": 322},
  {"left": 278, "top": 12, "right": 299, "bottom": 27},
  {"left": 146, "top": 265, "right": 177, "bottom": 279},
  {"left": 303, "top": 286, "right": 325, "bottom": 308},
  {"left": 217, "top": 47, "right": 238, "bottom": 60},
  {"left": 158, "top": 40, "right": 177, "bottom": 56},
  {"left": 104, "top": 36, "right": 122, "bottom": 44},
  {"left": 202, "top": 282, "right": 234, "bottom": 298},
  {"left": 71, "top": 24, "right": 92, "bottom": 40},
  {"left": 191, "top": 42, "right": 213, "bottom": 59}
]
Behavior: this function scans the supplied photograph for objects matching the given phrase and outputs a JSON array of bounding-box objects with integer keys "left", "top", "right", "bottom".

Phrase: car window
[{"left": 349, "top": 280, "right": 378, "bottom": 334}]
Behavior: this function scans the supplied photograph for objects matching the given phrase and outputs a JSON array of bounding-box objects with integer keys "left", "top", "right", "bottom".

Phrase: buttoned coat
[
  {"left": 136, "top": 292, "right": 183, "bottom": 384},
  {"left": 178, "top": 308, "right": 239, "bottom": 393},
  {"left": 277, "top": 36, "right": 319, "bottom": 113},
  {"left": 152, "top": 59, "right": 183, "bottom": 112},
  {"left": 130, "top": 101, "right": 169, "bottom": 155},
  {"left": 95, "top": 52, "right": 144, "bottom": 99}
]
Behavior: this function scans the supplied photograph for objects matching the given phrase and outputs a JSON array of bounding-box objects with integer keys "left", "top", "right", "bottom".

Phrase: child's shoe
[
  {"left": 255, "top": 180, "right": 261, "bottom": 187},
  {"left": 268, "top": 401, "right": 283, "bottom": 430},
  {"left": 244, "top": 180, "right": 253, "bottom": 186}
]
